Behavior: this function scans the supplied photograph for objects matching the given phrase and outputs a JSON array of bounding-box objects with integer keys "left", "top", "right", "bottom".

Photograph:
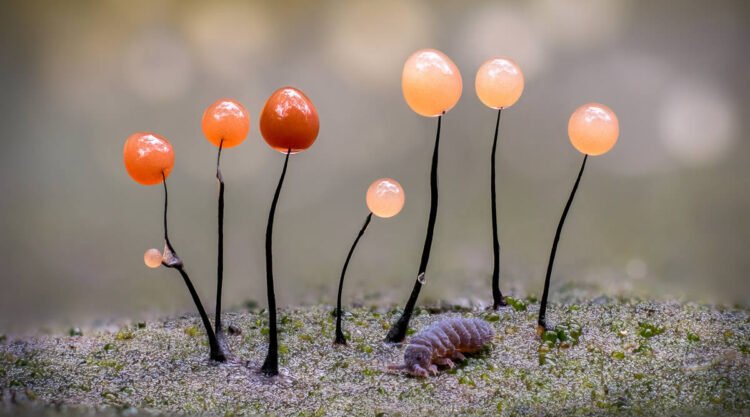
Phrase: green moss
[
  {"left": 505, "top": 296, "right": 527, "bottom": 312},
  {"left": 634, "top": 343, "right": 652, "bottom": 355},
  {"left": 69, "top": 327, "right": 82, "bottom": 337},
  {"left": 687, "top": 333, "right": 700, "bottom": 342},
  {"left": 184, "top": 326, "right": 200, "bottom": 337},
  {"left": 638, "top": 322, "right": 665, "bottom": 338},
  {"left": 96, "top": 360, "right": 123, "bottom": 371},
  {"left": 539, "top": 322, "right": 582, "bottom": 350},
  {"left": 611, "top": 351, "right": 625, "bottom": 359},
  {"left": 542, "top": 331, "right": 558, "bottom": 343},
  {"left": 458, "top": 376, "right": 475, "bottom": 386},
  {"left": 115, "top": 329, "right": 134, "bottom": 340}
]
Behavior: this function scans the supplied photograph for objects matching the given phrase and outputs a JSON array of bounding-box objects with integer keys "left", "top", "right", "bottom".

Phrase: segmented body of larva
[{"left": 388, "top": 318, "right": 495, "bottom": 377}]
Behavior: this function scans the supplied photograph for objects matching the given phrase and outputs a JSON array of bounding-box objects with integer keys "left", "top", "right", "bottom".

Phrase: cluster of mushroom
[
  {"left": 125, "top": 88, "right": 322, "bottom": 374},
  {"left": 123, "top": 48, "right": 619, "bottom": 377},
  {"left": 385, "top": 49, "right": 619, "bottom": 342}
]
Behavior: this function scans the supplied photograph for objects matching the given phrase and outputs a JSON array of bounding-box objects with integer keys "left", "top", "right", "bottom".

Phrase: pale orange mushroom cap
[
  {"left": 123, "top": 132, "right": 175, "bottom": 186},
  {"left": 366, "top": 178, "right": 405, "bottom": 218},
  {"left": 475, "top": 57, "right": 524, "bottom": 109},
  {"left": 144, "top": 248, "right": 162, "bottom": 268},
  {"left": 402, "top": 49, "right": 463, "bottom": 117},
  {"left": 568, "top": 103, "right": 619, "bottom": 156},
  {"left": 201, "top": 99, "right": 250, "bottom": 148}
]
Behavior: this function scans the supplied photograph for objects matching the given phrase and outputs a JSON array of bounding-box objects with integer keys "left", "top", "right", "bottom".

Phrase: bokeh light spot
[{"left": 660, "top": 81, "right": 737, "bottom": 167}]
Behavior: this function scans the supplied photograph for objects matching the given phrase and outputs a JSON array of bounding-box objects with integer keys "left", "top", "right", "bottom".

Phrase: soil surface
[{"left": 1, "top": 298, "right": 748, "bottom": 416}]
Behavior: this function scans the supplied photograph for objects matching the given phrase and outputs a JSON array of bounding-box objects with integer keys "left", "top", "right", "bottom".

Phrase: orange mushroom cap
[
  {"left": 201, "top": 99, "right": 250, "bottom": 148},
  {"left": 144, "top": 248, "right": 162, "bottom": 268},
  {"left": 123, "top": 132, "right": 175, "bottom": 186},
  {"left": 366, "top": 178, "right": 405, "bottom": 218},
  {"left": 568, "top": 103, "right": 619, "bottom": 156},
  {"left": 402, "top": 49, "right": 463, "bottom": 117},
  {"left": 259, "top": 87, "right": 319, "bottom": 154},
  {"left": 475, "top": 57, "right": 524, "bottom": 109}
]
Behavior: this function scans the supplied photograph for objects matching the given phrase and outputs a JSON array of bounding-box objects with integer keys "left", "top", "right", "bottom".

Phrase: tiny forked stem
[
  {"left": 386, "top": 114, "right": 442, "bottom": 343},
  {"left": 160, "top": 171, "right": 225, "bottom": 362},
  {"left": 490, "top": 108, "right": 507, "bottom": 309},
  {"left": 334, "top": 211, "right": 373, "bottom": 345},
  {"left": 538, "top": 154, "right": 588, "bottom": 332},
  {"left": 260, "top": 148, "right": 291, "bottom": 376}
]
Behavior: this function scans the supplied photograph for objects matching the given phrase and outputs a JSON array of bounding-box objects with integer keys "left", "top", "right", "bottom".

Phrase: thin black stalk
[
  {"left": 215, "top": 140, "right": 228, "bottom": 352},
  {"left": 160, "top": 172, "right": 225, "bottom": 362},
  {"left": 490, "top": 108, "right": 507, "bottom": 309},
  {"left": 538, "top": 154, "right": 588, "bottom": 331},
  {"left": 386, "top": 114, "right": 441, "bottom": 343},
  {"left": 176, "top": 265, "right": 222, "bottom": 360},
  {"left": 162, "top": 172, "right": 172, "bottom": 251},
  {"left": 260, "top": 149, "right": 291, "bottom": 376},
  {"left": 335, "top": 212, "right": 373, "bottom": 345}
]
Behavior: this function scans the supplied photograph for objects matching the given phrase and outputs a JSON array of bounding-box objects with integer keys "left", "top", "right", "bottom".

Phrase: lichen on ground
[{"left": 1, "top": 299, "right": 748, "bottom": 416}]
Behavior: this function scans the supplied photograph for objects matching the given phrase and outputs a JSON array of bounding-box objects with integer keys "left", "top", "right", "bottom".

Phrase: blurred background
[{"left": 0, "top": 0, "right": 748, "bottom": 333}]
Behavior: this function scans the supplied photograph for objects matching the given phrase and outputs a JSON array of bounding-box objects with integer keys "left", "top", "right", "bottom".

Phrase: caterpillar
[{"left": 388, "top": 317, "right": 495, "bottom": 377}]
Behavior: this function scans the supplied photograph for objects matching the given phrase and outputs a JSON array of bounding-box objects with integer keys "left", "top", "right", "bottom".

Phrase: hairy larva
[{"left": 388, "top": 318, "right": 495, "bottom": 377}]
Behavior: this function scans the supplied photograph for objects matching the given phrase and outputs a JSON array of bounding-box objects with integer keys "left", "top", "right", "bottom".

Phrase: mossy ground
[{"left": 1, "top": 299, "right": 748, "bottom": 416}]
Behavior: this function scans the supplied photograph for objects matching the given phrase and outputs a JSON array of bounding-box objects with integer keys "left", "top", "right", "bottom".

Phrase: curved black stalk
[
  {"left": 490, "top": 108, "right": 507, "bottom": 309},
  {"left": 386, "top": 114, "right": 442, "bottom": 343},
  {"left": 215, "top": 140, "right": 230, "bottom": 356},
  {"left": 160, "top": 172, "right": 225, "bottom": 362},
  {"left": 335, "top": 212, "right": 373, "bottom": 345},
  {"left": 260, "top": 149, "right": 291, "bottom": 376},
  {"left": 538, "top": 154, "right": 588, "bottom": 332}
]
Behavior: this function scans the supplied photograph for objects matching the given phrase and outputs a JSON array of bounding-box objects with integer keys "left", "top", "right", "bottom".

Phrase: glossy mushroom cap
[
  {"left": 475, "top": 57, "right": 524, "bottom": 109},
  {"left": 202, "top": 99, "right": 250, "bottom": 148},
  {"left": 568, "top": 103, "right": 619, "bottom": 156},
  {"left": 123, "top": 132, "right": 175, "bottom": 186},
  {"left": 144, "top": 248, "right": 162, "bottom": 268},
  {"left": 402, "top": 49, "right": 462, "bottom": 117},
  {"left": 366, "top": 178, "right": 405, "bottom": 218},
  {"left": 259, "top": 87, "right": 319, "bottom": 154}
]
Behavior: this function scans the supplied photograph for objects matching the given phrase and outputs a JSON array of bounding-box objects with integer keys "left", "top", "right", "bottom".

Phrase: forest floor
[{"left": 0, "top": 297, "right": 748, "bottom": 416}]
